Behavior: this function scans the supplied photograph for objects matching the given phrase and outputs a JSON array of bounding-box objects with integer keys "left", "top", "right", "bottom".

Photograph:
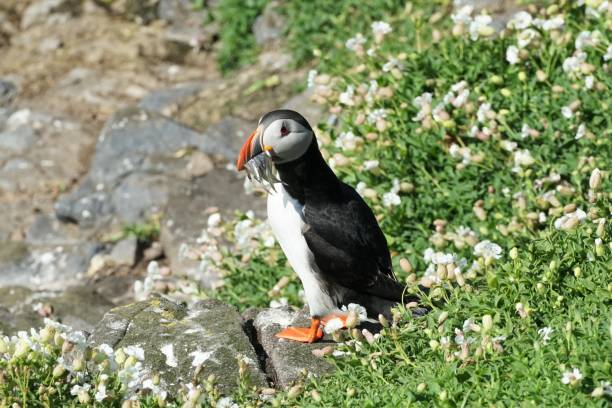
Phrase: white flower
[
  {"left": 521, "top": 123, "right": 535, "bottom": 139},
  {"left": 424, "top": 248, "right": 456, "bottom": 265},
  {"left": 554, "top": 208, "right": 587, "bottom": 230},
  {"left": 217, "top": 397, "right": 240, "bottom": 408},
  {"left": 575, "top": 123, "right": 586, "bottom": 139},
  {"left": 335, "top": 131, "right": 359, "bottom": 150},
  {"left": 508, "top": 11, "right": 533, "bottom": 30},
  {"left": 477, "top": 103, "right": 492, "bottom": 122},
  {"left": 341, "top": 303, "right": 368, "bottom": 321},
  {"left": 339, "top": 85, "right": 355, "bottom": 106},
  {"left": 451, "top": 5, "right": 474, "bottom": 25},
  {"left": 533, "top": 16, "right": 564, "bottom": 31},
  {"left": 345, "top": 33, "right": 366, "bottom": 52},
  {"left": 561, "top": 106, "right": 573, "bottom": 119},
  {"left": 363, "top": 160, "right": 379, "bottom": 171},
  {"left": 371, "top": 21, "right": 392, "bottom": 37},
  {"left": 307, "top": 70, "right": 317, "bottom": 88},
  {"left": 517, "top": 29, "right": 538, "bottom": 48},
  {"left": 64, "top": 331, "right": 87, "bottom": 348},
  {"left": 452, "top": 89, "right": 470, "bottom": 108},
  {"left": 383, "top": 192, "right": 401, "bottom": 207},
  {"left": 355, "top": 181, "right": 367, "bottom": 196},
  {"left": 268, "top": 296, "right": 288, "bottom": 308},
  {"left": 538, "top": 327, "right": 554, "bottom": 344},
  {"left": 561, "top": 368, "right": 583, "bottom": 385},
  {"left": 506, "top": 45, "right": 520, "bottom": 65},
  {"left": 413, "top": 92, "right": 432, "bottom": 108},
  {"left": 500, "top": 140, "right": 517, "bottom": 152},
  {"left": 604, "top": 44, "right": 612, "bottom": 61},
  {"left": 473, "top": 240, "right": 502, "bottom": 260},
  {"left": 575, "top": 30, "right": 601, "bottom": 50},
  {"left": 190, "top": 350, "right": 213, "bottom": 367},
  {"left": 469, "top": 15, "right": 493, "bottom": 41},
  {"left": 513, "top": 149, "right": 535, "bottom": 168},
  {"left": 95, "top": 384, "right": 107, "bottom": 402},
  {"left": 207, "top": 213, "right": 222, "bottom": 228},
  {"left": 382, "top": 57, "right": 403, "bottom": 72},
  {"left": 563, "top": 51, "right": 587, "bottom": 74},
  {"left": 367, "top": 108, "right": 387, "bottom": 124},
  {"left": 323, "top": 317, "right": 344, "bottom": 334},
  {"left": 124, "top": 345, "right": 145, "bottom": 361},
  {"left": 71, "top": 383, "right": 91, "bottom": 395},
  {"left": 584, "top": 75, "right": 594, "bottom": 90},
  {"left": 161, "top": 344, "right": 178, "bottom": 368}
]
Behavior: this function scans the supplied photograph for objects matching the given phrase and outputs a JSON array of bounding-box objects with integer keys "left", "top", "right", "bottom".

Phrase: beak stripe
[{"left": 236, "top": 127, "right": 259, "bottom": 171}]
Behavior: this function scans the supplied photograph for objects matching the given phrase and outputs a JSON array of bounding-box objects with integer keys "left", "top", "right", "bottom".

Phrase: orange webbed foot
[{"left": 275, "top": 318, "right": 323, "bottom": 343}]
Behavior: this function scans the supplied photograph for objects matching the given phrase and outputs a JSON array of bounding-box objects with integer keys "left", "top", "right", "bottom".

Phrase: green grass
[{"left": 216, "top": 0, "right": 269, "bottom": 72}]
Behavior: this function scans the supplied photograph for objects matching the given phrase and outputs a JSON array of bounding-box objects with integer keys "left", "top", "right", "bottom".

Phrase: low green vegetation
[{"left": 216, "top": 0, "right": 269, "bottom": 72}]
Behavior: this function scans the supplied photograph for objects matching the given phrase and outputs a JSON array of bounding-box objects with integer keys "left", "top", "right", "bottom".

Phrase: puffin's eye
[{"left": 280, "top": 125, "right": 289, "bottom": 136}]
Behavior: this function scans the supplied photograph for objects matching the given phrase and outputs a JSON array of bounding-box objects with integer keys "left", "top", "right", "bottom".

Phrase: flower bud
[
  {"left": 399, "top": 258, "right": 413, "bottom": 273},
  {"left": 346, "top": 387, "right": 356, "bottom": 397},
  {"left": 378, "top": 314, "right": 389, "bottom": 328},
  {"left": 77, "top": 390, "right": 91, "bottom": 404},
  {"left": 416, "top": 383, "right": 426, "bottom": 393},
  {"left": 589, "top": 168, "right": 602, "bottom": 191},
  {"left": 287, "top": 385, "right": 302, "bottom": 399},
  {"left": 52, "top": 364, "right": 66, "bottom": 378},
  {"left": 437, "top": 311, "right": 448, "bottom": 325},
  {"left": 429, "top": 339, "right": 439, "bottom": 351},
  {"left": 345, "top": 310, "right": 359, "bottom": 329},
  {"left": 72, "top": 358, "right": 84, "bottom": 372},
  {"left": 14, "top": 339, "right": 30, "bottom": 358},
  {"left": 482, "top": 314, "right": 493, "bottom": 333},
  {"left": 509, "top": 247, "right": 518, "bottom": 260},
  {"left": 39, "top": 327, "right": 54, "bottom": 344},
  {"left": 591, "top": 386, "right": 604, "bottom": 398},
  {"left": 311, "top": 390, "right": 322, "bottom": 402},
  {"left": 53, "top": 332, "right": 64, "bottom": 348}
]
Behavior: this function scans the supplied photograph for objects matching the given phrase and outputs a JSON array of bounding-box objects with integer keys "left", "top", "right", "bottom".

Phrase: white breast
[{"left": 267, "top": 183, "right": 337, "bottom": 317}]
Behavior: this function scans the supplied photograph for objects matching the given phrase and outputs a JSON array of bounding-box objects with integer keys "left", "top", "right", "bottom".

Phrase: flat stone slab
[
  {"left": 89, "top": 296, "right": 268, "bottom": 395},
  {"left": 252, "top": 308, "right": 334, "bottom": 389}
]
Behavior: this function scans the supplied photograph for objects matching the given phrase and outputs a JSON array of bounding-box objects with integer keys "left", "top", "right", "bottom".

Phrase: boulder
[
  {"left": 54, "top": 107, "right": 233, "bottom": 228},
  {"left": 138, "top": 82, "right": 211, "bottom": 116},
  {"left": 0, "top": 240, "right": 101, "bottom": 290},
  {"left": 89, "top": 296, "right": 268, "bottom": 394},
  {"left": 159, "top": 168, "right": 265, "bottom": 283},
  {"left": 0, "top": 285, "right": 114, "bottom": 335},
  {"left": 109, "top": 236, "right": 139, "bottom": 266},
  {"left": 252, "top": 307, "right": 334, "bottom": 389}
]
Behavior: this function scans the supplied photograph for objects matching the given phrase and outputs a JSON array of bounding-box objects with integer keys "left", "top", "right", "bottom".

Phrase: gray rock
[
  {"left": 89, "top": 296, "right": 268, "bottom": 394},
  {"left": 201, "top": 116, "right": 253, "bottom": 161},
  {"left": 0, "top": 125, "right": 36, "bottom": 153},
  {"left": 160, "top": 169, "right": 265, "bottom": 283},
  {"left": 0, "top": 240, "right": 101, "bottom": 290},
  {"left": 138, "top": 82, "right": 209, "bottom": 116},
  {"left": 158, "top": 0, "right": 214, "bottom": 49},
  {"left": 0, "top": 285, "right": 114, "bottom": 335},
  {"left": 21, "top": 0, "right": 77, "bottom": 29},
  {"left": 253, "top": 307, "right": 334, "bottom": 389},
  {"left": 0, "top": 79, "right": 16, "bottom": 107},
  {"left": 109, "top": 236, "right": 139, "bottom": 266},
  {"left": 111, "top": 173, "right": 169, "bottom": 224},
  {"left": 252, "top": 1, "right": 285, "bottom": 45},
  {"left": 25, "top": 214, "right": 83, "bottom": 246},
  {"left": 55, "top": 107, "right": 233, "bottom": 227}
]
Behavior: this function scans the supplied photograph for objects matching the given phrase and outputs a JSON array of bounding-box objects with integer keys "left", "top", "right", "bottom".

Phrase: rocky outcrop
[
  {"left": 251, "top": 307, "right": 335, "bottom": 389},
  {"left": 89, "top": 296, "right": 268, "bottom": 394},
  {"left": 54, "top": 107, "right": 232, "bottom": 228},
  {"left": 0, "top": 285, "right": 114, "bottom": 334}
]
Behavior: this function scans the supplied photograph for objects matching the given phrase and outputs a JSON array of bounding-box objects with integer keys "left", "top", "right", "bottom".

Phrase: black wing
[{"left": 302, "top": 182, "right": 405, "bottom": 301}]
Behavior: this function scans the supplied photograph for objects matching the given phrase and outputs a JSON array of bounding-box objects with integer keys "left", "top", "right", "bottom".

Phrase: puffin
[{"left": 236, "top": 109, "right": 419, "bottom": 343}]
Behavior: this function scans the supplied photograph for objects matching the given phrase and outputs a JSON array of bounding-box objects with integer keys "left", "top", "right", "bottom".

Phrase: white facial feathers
[{"left": 262, "top": 119, "right": 314, "bottom": 163}]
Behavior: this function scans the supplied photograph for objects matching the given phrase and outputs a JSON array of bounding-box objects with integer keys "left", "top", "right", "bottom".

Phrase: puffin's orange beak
[{"left": 236, "top": 127, "right": 261, "bottom": 171}]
